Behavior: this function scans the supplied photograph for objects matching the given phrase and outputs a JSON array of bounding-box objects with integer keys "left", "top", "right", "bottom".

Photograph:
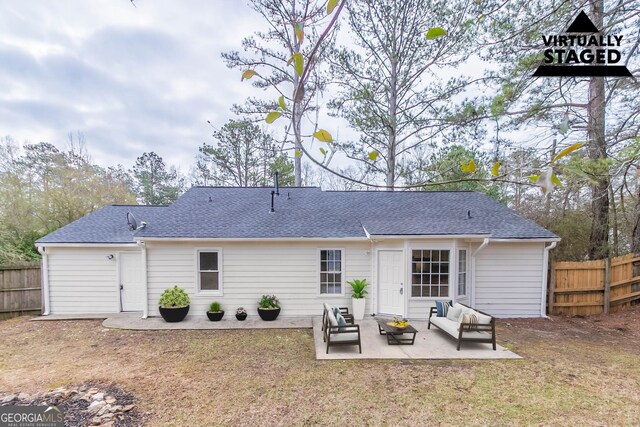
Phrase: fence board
[
  {"left": 0, "top": 264, "right": 42, "bottom": 320},
  {"left": 549, "top": 253, "right": 640, "bottom": 316}
]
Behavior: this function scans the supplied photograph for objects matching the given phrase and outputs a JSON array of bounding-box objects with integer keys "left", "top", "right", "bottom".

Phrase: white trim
[
  {"left": 317, "top": 248, "right": 346, "bottom": 297},
  {"left": 375, "top": 248, "right": 405, "bottom": 317},
  {"left": 490, "top": 238, "right": 561, "bottom": 243},
  {"left": 370, "top": 234, "right": 492, "bottom": 240},
  {"left": 116, "top": 252, "right": 122, "bottom": 312},
  {"left": 138, "top": 237, "right": 369, "bottom": 243},
  {"left": 470, "top": 238, "right": 490, "bottom": 308},
  {"left": 541, "top": 242, "right": 557, "bottom": 317},
  {"left": 194, "top": 247, "right": 224, "bottom": 296},
  {"left": 36, "top": 243, "right": 138, "bottom": 248},
  {"left": 37, "top": 247, "right": 50, "bottom": 315},
  {"left": 140, "top": 242, "right": 148, "bottom": 318}
]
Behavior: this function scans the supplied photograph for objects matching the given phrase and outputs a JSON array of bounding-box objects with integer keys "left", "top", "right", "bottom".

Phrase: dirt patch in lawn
[{"left": 1, "top": 312, "right": 639, "bottom": 426}]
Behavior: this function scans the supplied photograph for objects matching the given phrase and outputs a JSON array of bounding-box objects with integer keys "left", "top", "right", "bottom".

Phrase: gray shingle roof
[{"left": 36, "top": 187, "right": 558, "bottom": 243}]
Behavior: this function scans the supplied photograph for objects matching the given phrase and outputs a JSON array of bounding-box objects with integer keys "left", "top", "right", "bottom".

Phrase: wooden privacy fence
[
  {"left": 0, "top": 264, "right": 42, "bottom": 320},
  {"left": 549, "top": 253, "right": 640, "bottom": 316}
]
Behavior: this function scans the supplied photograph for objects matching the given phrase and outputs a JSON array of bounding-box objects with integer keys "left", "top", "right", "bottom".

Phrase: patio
[{"left": 313, "top": 317, "right": 521, "bottom": 360}]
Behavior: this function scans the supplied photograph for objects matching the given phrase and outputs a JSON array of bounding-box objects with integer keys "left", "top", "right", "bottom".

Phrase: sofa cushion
[
  {"left": 326, "top": 308, "right": 338, "bottom": 327},
  {"left": 475, "top": 311, "right": 493, "bottom": 325},
  {"left": 431, "top": 316, "right": 491, "bottom": 339},
  {"left": 446, "top": 306, "right": 462, "bottom": 322},
  {"left": 330, "top": 332, "right": 359, "bottom": 342}
]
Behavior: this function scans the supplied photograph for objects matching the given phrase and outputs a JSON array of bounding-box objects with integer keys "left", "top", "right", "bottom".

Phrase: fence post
[
  {"left": 604, "top": 257, "right": 611, "bottom": 314},
  {"left": 548, "top": 262, "right": 556, "bottom": 316}
]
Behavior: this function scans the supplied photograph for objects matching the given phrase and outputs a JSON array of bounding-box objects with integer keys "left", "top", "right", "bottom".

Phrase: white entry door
[
  {"left": 378, "top": 250, "right": 404, "bottom": 316},
  {"left": 119, "top": 252, "right": 144, "bottom": 311}
]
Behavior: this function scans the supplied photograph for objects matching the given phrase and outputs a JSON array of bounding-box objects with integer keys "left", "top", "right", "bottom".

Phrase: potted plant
[
  {"left": 206, "top": 301, "right": 224, "bottom": 321},
  {"left": 235, "top": 307, "right": 247, "bottom": 321},
  {"left": 158, "top": 285, "right": 190, "bottom": 322},
  {"left": 257, "top": 294, "right": 280, "bottom": 321},
  {"left": 348, "top": 279, "right": 369, "bottom": 320}
]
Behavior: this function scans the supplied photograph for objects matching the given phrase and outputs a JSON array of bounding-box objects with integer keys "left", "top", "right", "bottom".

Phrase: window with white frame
[
  {"left": 198, "top": 251, "right": 220, "bottom": 292},
  {"left": 411, "top": 250, "right": 450, "bottom": 298},
  {"left": 458, "top": 249, "right": 467, "bottom": 297},
  {"left": 320, "top": 249, "right": 342, "bottom": 294}
]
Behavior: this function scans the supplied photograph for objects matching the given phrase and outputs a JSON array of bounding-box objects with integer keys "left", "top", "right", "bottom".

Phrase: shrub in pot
[
  {"left": 158, "top": 285, "right": 190, "bottom": 322},
  {"left": 207, "top": 301, "right": 224, "bottom": 321},
  {"left": 235, "top": 307, "right": 247, "bottom": 321},
  {"left": 348, "top": 279, "right": 368, "bottom": 321},
  {"left": 257, "top": 294, "right": 280, "bottom": 321}
]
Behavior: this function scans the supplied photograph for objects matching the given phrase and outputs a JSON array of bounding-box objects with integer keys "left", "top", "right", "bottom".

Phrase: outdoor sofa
[
  {"left": 428, "top": 302, "right": 496, "bottom": 351},
  {"left": 322, "top": 303, "right": 361, "bottom": 354}
]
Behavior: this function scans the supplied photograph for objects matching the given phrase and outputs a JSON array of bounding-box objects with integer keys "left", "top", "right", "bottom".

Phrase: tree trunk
[
  {"left": 631, "top": 178, "right": 640, "bottom": 253},
  {"left": 386, "top": 60, "right": 399, "bottom": 191},
  {"left": 586, "top": 0, "right": 609, "bottom": 260}
]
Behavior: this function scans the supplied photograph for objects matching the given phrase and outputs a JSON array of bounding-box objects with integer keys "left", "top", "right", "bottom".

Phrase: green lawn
[{"left": 1, "top": 311, "right": 639, "bottom": 426}]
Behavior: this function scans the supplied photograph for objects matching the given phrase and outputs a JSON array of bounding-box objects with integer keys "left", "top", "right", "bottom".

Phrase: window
[
  {"left": 411, "top": 250, "right": 450, "bottom": 298},
  {"left": 198, "top": 251, "right": 220, "bottom": 292},
  {"left": 320, "top": 249, "right": 342, "bottom": 294},
  {"left": 458, "top": 249, "right": 467, "bottom": 297}
]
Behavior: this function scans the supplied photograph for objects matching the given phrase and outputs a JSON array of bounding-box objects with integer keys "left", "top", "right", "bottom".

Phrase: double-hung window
[
  {"left": 320, "top": 249, "right": 343, "bottom": 294},
  {"left": 411, "top": 250, "right": 450, "bottom": 298},
  {"left": 458, "top": 249, "right": 468, "bottom": 297},
  {"left": 198, "top": 250, "right": 221, "bottom": 293}
]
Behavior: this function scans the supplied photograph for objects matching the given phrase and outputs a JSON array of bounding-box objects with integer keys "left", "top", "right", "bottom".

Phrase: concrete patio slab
[
  {"left": 102, "top": 315, "right": 312, "bottom": 330},
  {"left": 314, "top": 317, "right": 521, "bottom": 360},
  {"left": 31, "top": 312, "right": 142, "bottom": 321}
]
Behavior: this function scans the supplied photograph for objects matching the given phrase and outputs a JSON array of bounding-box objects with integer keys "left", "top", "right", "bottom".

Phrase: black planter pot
[
  {"left": 257, "top": 307, "right": 281, "bottom": 321},
  {"left": 235, "top": 312, "right": 248, "bottom": 321},
  {"left": 159, "top": 305, "right": 189, "bottom": 322},
  {"left": 207, "top": 311, "right": 224, "bottom": 321}
]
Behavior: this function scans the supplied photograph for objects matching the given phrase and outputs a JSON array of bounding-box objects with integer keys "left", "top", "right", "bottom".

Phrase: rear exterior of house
[{"left": 37, "top": 187, "right": 559, "bottom": 319}]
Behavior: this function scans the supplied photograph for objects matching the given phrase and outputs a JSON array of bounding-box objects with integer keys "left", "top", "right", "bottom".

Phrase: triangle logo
[{"left": 566, "top": 10, "right": 599, "bottom": 33}]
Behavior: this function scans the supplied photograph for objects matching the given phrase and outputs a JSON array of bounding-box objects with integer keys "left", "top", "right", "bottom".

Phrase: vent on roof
[
  {"left": 270, "top": 190, "right": 275, "bottom": 213},
  {"left": 467, "top": 210, "right": 472, "bottom": 219}
]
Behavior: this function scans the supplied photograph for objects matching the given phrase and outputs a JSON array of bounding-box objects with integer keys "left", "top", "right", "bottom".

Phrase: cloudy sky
[{"left": 0, "top": 1, "right": 269, "bottom": 171}]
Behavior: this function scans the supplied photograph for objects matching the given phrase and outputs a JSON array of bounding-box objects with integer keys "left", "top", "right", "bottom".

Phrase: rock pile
[{"left": 0, "top": 383, "right": 143, "bottom": 426}]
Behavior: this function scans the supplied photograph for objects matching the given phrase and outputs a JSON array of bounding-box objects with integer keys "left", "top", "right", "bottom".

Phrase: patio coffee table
[{"left": 376, "top": 319, "right": 418, "bottom": 345}]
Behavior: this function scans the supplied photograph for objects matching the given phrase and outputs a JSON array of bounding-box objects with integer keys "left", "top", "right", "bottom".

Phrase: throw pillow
[
  {"left": 435, "top": 300, "right": 452, "bottom": 317},
  {"left": 475, "top": 312, "right": 493, "bottom": 325},
  {"left": 458, "top": 311, "right": 479, "bottom": 331},
  {"left": 446, "top": 306, "right": 462, "bottom": 322},
  {"left": 332, "top": 306, "right": 340, "bottom": 318},
  {"left": 335, "top": 312, "right": 347, "bottom": 331}
]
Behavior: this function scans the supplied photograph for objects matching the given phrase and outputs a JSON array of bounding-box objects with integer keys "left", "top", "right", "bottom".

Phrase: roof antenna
[
  {"left": 274, "top": 171, "right": 280, "bottom": 196},
  {"left": 467, "top": 210, "right": 472, "bottom": 219},
  {"left": 270, "top": 190, "right": 275, "bottom": 213}
]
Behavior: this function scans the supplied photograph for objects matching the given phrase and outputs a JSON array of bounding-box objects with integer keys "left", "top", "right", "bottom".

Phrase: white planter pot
[{"left": 352, "top": 297, "right": 366, "bottom": 320}]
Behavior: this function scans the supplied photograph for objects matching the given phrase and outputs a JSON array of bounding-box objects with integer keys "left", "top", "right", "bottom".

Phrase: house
[{"left": 35, "top": 186, "right": 559, "bottom": 319}]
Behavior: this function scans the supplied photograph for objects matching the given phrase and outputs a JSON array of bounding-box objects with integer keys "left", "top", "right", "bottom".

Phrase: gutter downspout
[
  {"left": 37, "top": 247, "right": 50, "bottom": 315},
  {"left": 137, "top": 240, "right": 148, "bottom": 319},
  {"left": 541, "top": 242, "right": 557, "bottom": 318},
  {"left": 471, "top": 238, "right": 490, "bottom": 308},
  {"left": 361, "top": 224, "right": 375, "bottom": 316}
]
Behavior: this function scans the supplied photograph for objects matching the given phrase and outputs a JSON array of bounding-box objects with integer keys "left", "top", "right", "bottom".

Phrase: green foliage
[
  {"left": 0, "top": 136, "right": 136, "bottom": 265},
  {"left": 208, "top": 301, "right": 222, "bottom": 313},
  {"left": 196, "top": 119, "right": 294, "bottom": 187},
  {"left": 348, "top": 279, "right": 369, "bottom": 299},
  {"left": 258, "top": 294, "right": 279, "bottom": 309},
  {"left": 158, "top": 285, "right": 190, "bottom": 308},
  {"left": 132, "top": 152, "right": 184, "bottom": 205}
]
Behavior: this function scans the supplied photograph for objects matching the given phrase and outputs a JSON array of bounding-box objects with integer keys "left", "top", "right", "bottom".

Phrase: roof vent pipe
[
  {"left": 270, "top": 190, "right": 275, "bottom": 213},
  {"left": 467, "top": 210, "right": 472, "bottom": 219},
  {"left": 274, "top": 171, "right": 280, "bottom": 196}
]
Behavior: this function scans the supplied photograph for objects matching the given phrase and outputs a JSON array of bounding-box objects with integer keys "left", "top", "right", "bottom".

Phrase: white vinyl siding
[
  {"left": 46, "top": 247, "right": 139, "bottom": 314},
  {"left": 474, "top": 242, "right": 545, "bottom": 318},
  {"left": 146, "top": 241, "right": 371, "bottom": 317}
]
